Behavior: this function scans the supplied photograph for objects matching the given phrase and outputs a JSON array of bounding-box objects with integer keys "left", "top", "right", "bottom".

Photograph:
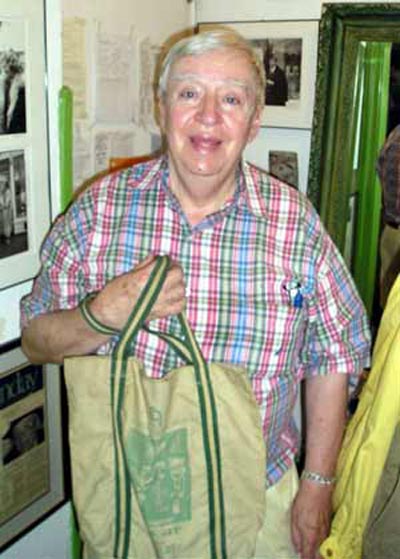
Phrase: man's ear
[
  {"left": 247, "top": 107, "right": 262, "bottom": 144},
  {"left": 157, "top": 96, "right": 166, "bottom": 132}
]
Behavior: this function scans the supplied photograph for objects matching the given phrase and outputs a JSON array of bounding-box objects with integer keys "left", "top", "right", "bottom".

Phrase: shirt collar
[
  {"left": 238, "top": 158, "right": 271, "bottom": 219},
  {"left": 154, "top": 154, "right": 270, "bottom": 225}
]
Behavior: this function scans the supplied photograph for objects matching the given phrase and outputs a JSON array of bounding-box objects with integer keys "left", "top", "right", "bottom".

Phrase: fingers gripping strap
[
  {"left": 115, "top": 256, "right": 170, "bottom": 358},
  {"left": 111, "top": 255, "right": 227, "bottom": 559}
]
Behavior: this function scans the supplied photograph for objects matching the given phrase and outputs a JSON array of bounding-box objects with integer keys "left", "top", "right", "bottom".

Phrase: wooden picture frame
[{"left": 0, "top": 340, "right": 65, "bottom": 551}]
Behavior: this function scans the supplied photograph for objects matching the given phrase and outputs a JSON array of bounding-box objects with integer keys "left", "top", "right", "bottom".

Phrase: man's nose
[{"left": 196, "top": 93, "right": 221, "bottom": 125}]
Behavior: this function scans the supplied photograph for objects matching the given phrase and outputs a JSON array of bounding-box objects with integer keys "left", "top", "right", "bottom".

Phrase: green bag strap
[
  {"left": 143, "top": 324, "right": 193, "bottom": 362},
  {"left": 113, "top": 255, "right": 170, "bottom": 359},
  {"left": 176, "top": 312, "right": 228, "bottom": 559},
  {"left": 110, "top": 255, "right": 227, "bottom": 559}
]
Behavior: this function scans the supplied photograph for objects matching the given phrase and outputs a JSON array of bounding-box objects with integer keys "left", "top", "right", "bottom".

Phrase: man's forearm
[
  {"left": 304, "top": 374, "right": 349, "bottom": 475},
  {"left": 21, "top": 308, "right": 110, "bottom": 364},
  {"left": 290, "top": 374, "right": 351, "bottom": 558}
]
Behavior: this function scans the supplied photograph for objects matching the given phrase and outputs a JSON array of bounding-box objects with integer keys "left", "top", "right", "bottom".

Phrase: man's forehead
[
  {"left": 168, "top": 50, "right": 256, "bottom": 85},
  {"left": 169, "top": 72, "right": 254, "bottom": 91}
]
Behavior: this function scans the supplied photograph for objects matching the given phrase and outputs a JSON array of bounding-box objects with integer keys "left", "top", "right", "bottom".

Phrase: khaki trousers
[{"left": 254, "top": 466, "right": 300, "bottom": 559}]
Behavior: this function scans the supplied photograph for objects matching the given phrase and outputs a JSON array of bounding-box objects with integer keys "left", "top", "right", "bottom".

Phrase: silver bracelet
[{"left": 300, "top": 469, "right": 336, "bottom": 486}]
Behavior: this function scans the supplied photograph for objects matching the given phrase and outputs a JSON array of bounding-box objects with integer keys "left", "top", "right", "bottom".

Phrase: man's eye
[
  {"left": 179, "top": 89, "right": 197, "bottom": 100},
  {"left": 224, "top": 95, "right": 240, "bottom": 105}
]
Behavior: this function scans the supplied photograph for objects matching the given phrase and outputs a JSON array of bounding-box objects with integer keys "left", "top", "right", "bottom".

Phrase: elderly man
[{"left": 20, "top": 29, "right": 370, "bottom": 559}]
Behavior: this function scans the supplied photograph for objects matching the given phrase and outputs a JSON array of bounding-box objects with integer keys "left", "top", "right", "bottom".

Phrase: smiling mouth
[{"left": 190, "top": 135, "right": 222, "bottom": 152}]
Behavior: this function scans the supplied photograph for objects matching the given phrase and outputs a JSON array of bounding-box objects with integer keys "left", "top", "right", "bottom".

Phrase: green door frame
[{"left": 352, "top": 41, "right": 390, "bottom": 315}]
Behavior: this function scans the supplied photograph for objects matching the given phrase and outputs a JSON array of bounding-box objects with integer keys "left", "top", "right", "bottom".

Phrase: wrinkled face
[{"left": 159, "top": 48, "right": 261, "bottom": 188}]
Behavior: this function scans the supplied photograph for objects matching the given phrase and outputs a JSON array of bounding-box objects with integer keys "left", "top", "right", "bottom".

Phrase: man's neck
[{"left": 168, "top": 165, "right": 237, "bottom": 227}]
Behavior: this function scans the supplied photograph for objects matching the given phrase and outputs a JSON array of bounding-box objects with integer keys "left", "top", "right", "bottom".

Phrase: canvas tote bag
[{"left": 64, "top": 255, "right": 266, "bottom": 559}]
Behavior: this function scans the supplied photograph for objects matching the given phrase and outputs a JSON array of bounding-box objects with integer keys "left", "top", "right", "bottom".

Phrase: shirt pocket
[{"left": 250, "top": 275, "right": 309, "bottom": 380}]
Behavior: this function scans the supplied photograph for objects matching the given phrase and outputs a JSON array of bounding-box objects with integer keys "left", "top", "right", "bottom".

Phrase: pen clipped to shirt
[{"left": 283, "top": 280, "right": 304, "bottom": 309}]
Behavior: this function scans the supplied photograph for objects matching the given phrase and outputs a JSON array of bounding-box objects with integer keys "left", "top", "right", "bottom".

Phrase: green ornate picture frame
[{"left": 308, "top": 3, "right": 400, "bottom": 250}]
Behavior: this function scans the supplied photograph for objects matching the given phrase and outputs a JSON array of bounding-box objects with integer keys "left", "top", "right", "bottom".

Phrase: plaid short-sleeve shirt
[{"left": 21, "top": 156, "right": 371, "bottom": 486}]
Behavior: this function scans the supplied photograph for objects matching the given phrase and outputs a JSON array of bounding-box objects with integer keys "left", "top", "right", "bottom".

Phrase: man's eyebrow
[{"left": 169, "top": 73, "right": 253, "bottom": 90}]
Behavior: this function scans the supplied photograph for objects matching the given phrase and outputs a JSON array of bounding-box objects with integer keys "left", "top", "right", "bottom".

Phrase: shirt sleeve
[
  {"left": 20, "top": 196, "right": 91, "bottom": 330},
  {"left": 302, "top": 212, "right": 371, "bottom": 379}
]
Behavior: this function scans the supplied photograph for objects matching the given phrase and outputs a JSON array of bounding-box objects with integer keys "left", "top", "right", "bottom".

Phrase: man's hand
[
  {"left": 291, "top": 480, "right": 333, "bottom": 559},
  {"left": 90, "top": 255, "right": 186, "bottom": 330}
]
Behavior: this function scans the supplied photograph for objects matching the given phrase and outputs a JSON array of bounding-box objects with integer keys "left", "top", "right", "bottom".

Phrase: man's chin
[
  {"left": 192, "top": 166, "right": 219, "bottom": 176},
  {"left": 185, "top": 158, "right": 227, "bottom": 178}
]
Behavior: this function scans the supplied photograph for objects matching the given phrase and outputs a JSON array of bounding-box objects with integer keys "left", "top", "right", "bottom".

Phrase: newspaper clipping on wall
[{"left": 0, "top": 360, "right": 49, "bottom": 526}]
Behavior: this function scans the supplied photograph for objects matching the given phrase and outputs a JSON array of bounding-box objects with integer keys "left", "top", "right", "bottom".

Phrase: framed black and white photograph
[
  {"left": 0, "top": 0, "right": 51, "bottom": 290},
  {"left": 0, "top": 340, "right": 65, "bottom": 551},
  {"left": 0, "top": 19, "right": 26, "bottom": 135},
  {"left": 244, "top": 127, "right": 311, "bottom": 194},
  {"left": 0, "top": 149, "right": 27, "bottom": 258},
  {"left": 268, "top": 150, "right": 299, "bottom": 189},
  {"left": 199, "top": 21, "right": 319, "bottom": 128}
]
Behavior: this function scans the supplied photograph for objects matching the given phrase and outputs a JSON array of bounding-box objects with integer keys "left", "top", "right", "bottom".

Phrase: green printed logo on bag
[{"left": 126, "top": 424, "right": 191, "bottom": 525}]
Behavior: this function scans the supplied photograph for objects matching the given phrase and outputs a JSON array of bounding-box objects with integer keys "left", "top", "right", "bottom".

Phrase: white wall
[
  {"left": 63, "top": 0, "right": 193, "bottom": 189},
  {"left": 1, "top": 504, "right": 72, "bottom": 559}
]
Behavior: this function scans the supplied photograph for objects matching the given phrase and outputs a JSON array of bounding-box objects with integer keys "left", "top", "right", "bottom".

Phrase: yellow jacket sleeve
[{"left": 320, "top": 274, "right": 400, "bottom": 559}]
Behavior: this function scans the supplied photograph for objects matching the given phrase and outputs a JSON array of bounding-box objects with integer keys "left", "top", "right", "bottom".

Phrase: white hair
[{"left": 157, "top": 28, "right": 266, "bottom": 111}]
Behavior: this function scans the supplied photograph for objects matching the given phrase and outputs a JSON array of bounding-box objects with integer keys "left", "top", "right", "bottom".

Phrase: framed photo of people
[
  {"left": 0, "top": 340, "right": 65, "bottom": 550},
  {"left": 198, "top": 21, "right": 319, "bottom": 129},
  {"left": 244, "top": 127, "right": 311, "bottom": 194},
  {"left": 0, "top": 0, "right": 51, "bottom": 289}
]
